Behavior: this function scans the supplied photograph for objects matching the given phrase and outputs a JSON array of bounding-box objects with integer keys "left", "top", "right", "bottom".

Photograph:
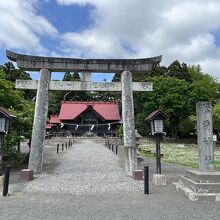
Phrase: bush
[{"left": 3, "top": 132, "right": 23, "bottom": 162}]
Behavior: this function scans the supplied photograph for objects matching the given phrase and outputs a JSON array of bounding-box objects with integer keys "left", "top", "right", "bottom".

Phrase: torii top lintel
[{"left": 6, "top": 50, "right": 162, "bottom": 73}]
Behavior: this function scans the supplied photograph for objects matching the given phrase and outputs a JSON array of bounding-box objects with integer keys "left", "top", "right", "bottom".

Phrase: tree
[
  {"left": 213, "top": 103, "right": 220, "bottom": 134},
  {"left": 166, "top": 60, "right": 191, "bottom": 82},
  {"left": 0, "top": 62, "right": 35, "bottom": 100},
  {"left": 0, "top": 71, "right": 34, "bottom": 162},
  {"left": 0, "top": 62, "right": 31, "bottom": 82},
  {"left": 187, "top": 65, "right": 217, "bottom": 115},
  {"left": 179, "top": 115, "right": 196, "bottom": 137},
  {"left": 134, "top": 76, "right": 189, "bottom": 138}
]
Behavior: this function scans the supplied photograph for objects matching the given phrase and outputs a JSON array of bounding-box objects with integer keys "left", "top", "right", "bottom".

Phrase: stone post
[
  {"left": 121, "top": 71, "right": 137, "bottom": 175},
  {"left": 196, "top": 102, "right": 215, "bottom": 172},
  {"left": 28, "top": 69, "right": 51, "bottom": 174},
  {"left": 81, "top": 71, "right": 91, "bottom": 82},
  {"left": 81, "top": 71, "right": 91, "bottom": 91}
]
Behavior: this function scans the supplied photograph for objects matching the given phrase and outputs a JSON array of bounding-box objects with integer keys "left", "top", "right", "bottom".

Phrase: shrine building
[{"left": 46, "top": 101, "right": 121, "bottom": 136}]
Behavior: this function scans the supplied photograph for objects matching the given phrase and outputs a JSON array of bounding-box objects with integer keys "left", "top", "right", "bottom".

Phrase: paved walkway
[
  {"left": 25, "top": 142, "right": 142, "bottom": 195},
  {"left": 0, "top": 140, "right": 220, "bottom": 220}
]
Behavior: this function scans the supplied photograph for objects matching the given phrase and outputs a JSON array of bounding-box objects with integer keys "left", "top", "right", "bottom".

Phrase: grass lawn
[{"left": 139, "top": 143, "right": 220, "bottom": 170}]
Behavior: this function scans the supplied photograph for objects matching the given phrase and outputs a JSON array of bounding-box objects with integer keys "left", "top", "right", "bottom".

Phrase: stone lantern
[
  {"left": 0, "top": 107, "right": 16, "bottom": 176},
  {"left": 146, "top": 109, "right": 169, "bottom": 185}
]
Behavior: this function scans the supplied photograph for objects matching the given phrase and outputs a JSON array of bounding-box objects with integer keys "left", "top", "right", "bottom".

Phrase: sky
[{"left": 0, "top": 0, "right": 220, "bottom": 81}]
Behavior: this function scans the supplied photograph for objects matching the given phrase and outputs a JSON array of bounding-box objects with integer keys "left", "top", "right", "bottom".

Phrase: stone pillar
[
  {"left": 81, "top": 71, "right": 91, "bottom": 91},
  {"left": 121, "top": 71, "right": 137, "bottom": 175},
  {"left": 196, "top": 102, "right": 215, "bottom": 172},
  {"left": 81, "top": 71, "right": 91, "bottom": 82},
  {"left": 28, "top": 69, "right": 51, "bottom": 174}
]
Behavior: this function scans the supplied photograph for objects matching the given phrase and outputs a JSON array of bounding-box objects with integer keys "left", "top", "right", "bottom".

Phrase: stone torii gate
[{"left": 6, "top": 50, "right": 162, "bottom": 175}]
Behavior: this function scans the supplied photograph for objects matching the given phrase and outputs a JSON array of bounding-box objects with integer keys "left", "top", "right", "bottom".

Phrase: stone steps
[
  {"left": 178, "top": 175, "right": 220, "bottom": 193},
  {"left": 173, "top": 182, "right": 220, "bottom": 202},
  {"left": 185, "top": 170, "right": 220, "bottom": 183},
  {"left": 174, "top": 169, "right": 220, "bottom": 201}
]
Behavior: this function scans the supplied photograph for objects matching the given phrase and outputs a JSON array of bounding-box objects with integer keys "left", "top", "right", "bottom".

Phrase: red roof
[
  {"left": 49, "top": 115, "right": 60, "bottom": 124},
  {"left": 46, "top": 123, "right": 56, "bottom": 129},
  {"left": 59, "top": 101, "right": 121, "bottom": 121}
]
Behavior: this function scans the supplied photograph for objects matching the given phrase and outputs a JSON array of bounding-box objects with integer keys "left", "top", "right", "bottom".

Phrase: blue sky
[{"left": 0, "top": 0, "right": 220, "bottom": 80}]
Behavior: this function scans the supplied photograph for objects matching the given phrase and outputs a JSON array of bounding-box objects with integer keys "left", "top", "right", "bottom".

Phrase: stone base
[
  {"left": 174, "top": 182, "right": 220, "bottom": 202},
  {"left": 0, "top": 176, "right": 4, "bottom": 187},
  {"left": 21, "top": 169, "right": 33, "bottom": 182},
  {"left": 152, "top": 174, "right": 167, "bottom": 186},
  {"left": 133, "top": 170, "right": 143, "bottom": 180},
  {"left": 174, "top": 170, "right": 220, "bottom": 202}
]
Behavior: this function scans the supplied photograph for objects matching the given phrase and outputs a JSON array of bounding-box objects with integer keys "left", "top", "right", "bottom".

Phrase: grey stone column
[
  {"left": 121, "top": 71, "right": 137, "bottom": 176},
  {"left": 28, "top": 69, "right": 51, "bottom": 174},
  {"left": 81, "top": 71, "right": 91, "bottom": 91},
  {"left": 81, "top": 71, "right": 91, "bottom": 82},
  {"left": 196, "top": 102, "right": 215, "bottom": 172}
]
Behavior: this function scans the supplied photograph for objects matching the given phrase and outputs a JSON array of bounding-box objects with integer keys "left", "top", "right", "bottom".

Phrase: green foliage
[
  {"left": 213, "top": 103, "right": 220, "bottom": 133},
  {"left": 3, "top": 131, "right": 23, "bottom": 162},
  {"left": 117, "top": 125, "right": 123, "bottom": 138},
  {"left": 135, "top": 76, "right": 189, "bottom": 137},
  {"left": 63, "top": 71, "right": 81, "bottom": 81},
  {"left": 187, "top": 65, "right": 217, "bottom": 114},
  {"left": 179, "top": 115, "right": 196, "bottom": 137},
  {"left": 0, "top": 62, "right": 35, "bottom": 162},
  {"left": 0, "top": 62, "right": 31, "bottom": 82},
  {"left": 134, "top": 62, "right": 218, "bottom": 138},
  {"left": 166, "top": 60, "right": 191, "bottom": 82}
]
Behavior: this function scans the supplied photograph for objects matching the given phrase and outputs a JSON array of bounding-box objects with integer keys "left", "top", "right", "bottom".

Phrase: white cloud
[
  {"left": 0, "top": 0, "right": 57, "bottom": 53},
  {"left": 57, "top": 0, "right": 220, "bottom": 79}
]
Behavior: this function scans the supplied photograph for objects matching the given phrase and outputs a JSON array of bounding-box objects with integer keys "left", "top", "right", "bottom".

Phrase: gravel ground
[
  {"left": 1, "top": 141, "right": 220, "bottom": 220},
  {"left": 25, "top": 142, "right": 143, "bottom": 195}
]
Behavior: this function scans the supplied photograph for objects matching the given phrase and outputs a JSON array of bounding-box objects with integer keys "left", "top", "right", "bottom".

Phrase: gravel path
[{"left": 25, "top": 142, "right": 143, "bottom": 195}]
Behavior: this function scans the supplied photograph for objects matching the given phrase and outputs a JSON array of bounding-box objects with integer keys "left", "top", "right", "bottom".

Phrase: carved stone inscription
[
  {"left": 196, "top": 102, "right": 215, "bottom": 172},
  {"left": 16, "top": 80, "right": 153, "bottom": 92}
]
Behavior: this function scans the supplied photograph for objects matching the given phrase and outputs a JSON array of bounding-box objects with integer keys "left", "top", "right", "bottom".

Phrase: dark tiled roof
[
  {"left": 145, "top": 109, "right": 169, "bottom": 121},
  {"left": 0, "top": 107, "right": 16, "bottom": 118}
]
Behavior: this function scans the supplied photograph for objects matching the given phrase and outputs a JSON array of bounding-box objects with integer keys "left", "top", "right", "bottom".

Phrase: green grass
[{"left": 139, "top": 143, "right": 220, "bottom": 170}]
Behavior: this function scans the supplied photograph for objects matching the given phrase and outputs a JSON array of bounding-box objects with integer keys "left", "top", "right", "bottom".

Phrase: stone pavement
[{"left": 0, "top": 140, "right": 220, "bottom": 220}]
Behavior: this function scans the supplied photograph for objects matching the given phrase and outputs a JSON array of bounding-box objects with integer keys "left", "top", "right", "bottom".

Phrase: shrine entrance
[{"left": 6, "top": 50, "right": 162, "bottom": 175}]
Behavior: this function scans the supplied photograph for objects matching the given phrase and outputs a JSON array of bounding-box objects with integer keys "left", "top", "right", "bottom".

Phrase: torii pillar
[
  {"left": 28, "top": 69, "right": 51, "bottom": 173},
  {"left": 121, "top": 71, "right": 137, "bottom": 175}
]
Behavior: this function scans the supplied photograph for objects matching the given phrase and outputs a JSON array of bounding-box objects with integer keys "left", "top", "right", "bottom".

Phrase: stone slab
[
  {"left": 152, "top": 174, "right": 167, "bottom": 186},
  {"left": 174, "top": 182, "right": 220, "bottom": 202},
  {"left": 186, "top": 169, "right": 220, "bottom": 183},
  {"left": 21, "top": 169, "right": 33, "bottom": 182},
  {"left": 178, "top": 175, "right": 220, "bottom": 193},
  {"left": 15, "top": 80, "right": 153, "bottom": 92},
  {"left": 132, "top": 170, "right": 143, "bottom": 181},
  {"left": 196, "top": 102, "right": 215, "bottom": 171}
]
